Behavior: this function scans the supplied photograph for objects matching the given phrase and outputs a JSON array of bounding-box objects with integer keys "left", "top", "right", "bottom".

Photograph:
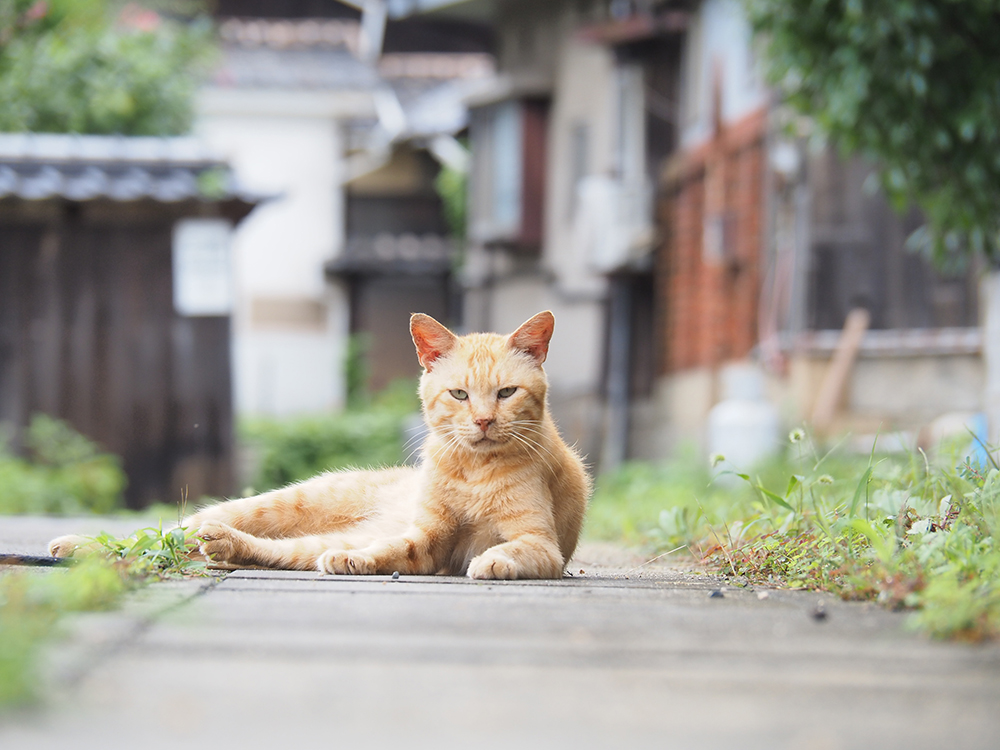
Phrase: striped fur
[{"left": 50, "top": 311, "right": 591, "bottom": 580}]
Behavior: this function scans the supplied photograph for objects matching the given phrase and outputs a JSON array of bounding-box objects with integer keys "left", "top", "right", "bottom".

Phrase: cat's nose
[{"left": 474, "top": 417, "right": 493, "bottom": 432}]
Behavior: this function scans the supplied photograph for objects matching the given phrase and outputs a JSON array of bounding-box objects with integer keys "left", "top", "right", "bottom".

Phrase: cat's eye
[
  {"left": 449, "top": 389, "right": 469, "bottom": 401},
  {"left": 497, "top": 387, "right": 517, "bottom": 399}
]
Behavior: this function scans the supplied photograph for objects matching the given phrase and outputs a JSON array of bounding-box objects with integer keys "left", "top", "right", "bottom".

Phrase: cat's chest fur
[{"left": 431, "top": 458, "right": 548, "bottom": 522}]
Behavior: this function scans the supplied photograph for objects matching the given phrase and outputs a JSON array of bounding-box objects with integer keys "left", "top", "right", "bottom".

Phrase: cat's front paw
[
  {"left": 196, "top": 522, "right": 244, "bottom": 564},
  {"left": 48, "top": 534, "right": 92, "bottom": 558},
  {"left": 467, "top": 550, "right": 519, "bottom": 580},
  {"left": 318, "top": 549, "right": 376, "bottom": 575}
]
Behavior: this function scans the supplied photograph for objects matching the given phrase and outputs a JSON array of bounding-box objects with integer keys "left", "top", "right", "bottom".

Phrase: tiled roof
[
  {"left": 218, "top": 18, "right": 360, "bottom": 52},
  {"left": 327, "top": 233, "right": 456, "bottom": 275},
  {"left": 211, "top": 46, "right": 379, "bottom": 90},
  {"left": 0, "top": 133, "right": 262, "bottom": 204},
  {"left": 210, "top": 17, "right": 376, "bottom": 90},
  {"left": 210, "top": 17, "right": 494, "bottom": 103},
  {"left": 378, "top": 54, "right": 494, "bottom": 80}
]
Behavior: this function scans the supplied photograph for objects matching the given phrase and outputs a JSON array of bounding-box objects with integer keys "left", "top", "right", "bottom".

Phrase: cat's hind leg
[{"left": 183, "top": 467, "right": 413, "bottom": 539}]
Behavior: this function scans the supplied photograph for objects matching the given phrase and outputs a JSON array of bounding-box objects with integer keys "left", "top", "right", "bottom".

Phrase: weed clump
[
  {"left": 0, "top": 524, "right": 206, "bottom": 708},
  {"left": 589, "top": 433, "right": 1000, "bottom": 641}
]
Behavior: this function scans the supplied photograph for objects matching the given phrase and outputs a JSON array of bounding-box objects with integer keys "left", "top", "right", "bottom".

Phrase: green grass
[
  {"left": 587, "top": 432, "right": 1000, "bottom": 641},
  {"left": 0, "top": 558, "right": 128, "bottom": 706},
  {"left": 0, "top": 523, "right": 206, "bottom": 708}
]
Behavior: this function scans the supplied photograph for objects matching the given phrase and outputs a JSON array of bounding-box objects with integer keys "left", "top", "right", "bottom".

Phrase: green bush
[
  {"left": 240, "top": 380, "right": 421, "bottom": 492},
  {"left": 0, "top": 415, "right": 126, "bottom": 514}
]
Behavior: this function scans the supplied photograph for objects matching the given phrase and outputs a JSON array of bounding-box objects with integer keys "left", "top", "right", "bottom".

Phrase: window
[
  {"left": 469, "top": 97, "right": 549, "bottom": 250},
  {"left": 172, "top": 218, "right": 233, "bottom": 317}
]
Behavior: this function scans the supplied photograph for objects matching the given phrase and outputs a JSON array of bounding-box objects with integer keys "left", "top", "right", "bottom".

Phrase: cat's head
[{"left": 411, "top": 311, "right": 554, "bottom": 455}]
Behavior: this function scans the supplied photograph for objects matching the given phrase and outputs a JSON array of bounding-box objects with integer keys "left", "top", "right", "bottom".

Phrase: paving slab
[{"left": 1, "top": 516, "right": 998, "bottom": 750}]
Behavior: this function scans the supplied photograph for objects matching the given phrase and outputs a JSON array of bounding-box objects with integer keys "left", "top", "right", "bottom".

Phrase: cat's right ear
[{"left": 410, "top": 313, "right": 457, "bottom": 371}]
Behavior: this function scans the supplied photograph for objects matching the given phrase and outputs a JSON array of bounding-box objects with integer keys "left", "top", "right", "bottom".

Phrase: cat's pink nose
[{"left": 474, "top": 417, "right": 493, "bottom": 432}]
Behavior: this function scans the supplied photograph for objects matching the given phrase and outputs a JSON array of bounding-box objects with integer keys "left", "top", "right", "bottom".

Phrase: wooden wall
[
  {"left": 0, "top": 200, "right": 236, "bottom": 509},
  {"left": 807, "top": 150, "right": 979, "bottom": 331}
]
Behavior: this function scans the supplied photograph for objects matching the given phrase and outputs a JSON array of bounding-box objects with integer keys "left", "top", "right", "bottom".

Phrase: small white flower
[{"left": 789, "top": 428, "right": 805, "bottom": 444}]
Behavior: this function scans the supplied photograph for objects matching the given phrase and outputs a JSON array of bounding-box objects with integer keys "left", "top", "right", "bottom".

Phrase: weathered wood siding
[
  {"left": 807, "top": 150, "right": 979, "bottom": 331},
  {"left": 0, "top": 201, "right": 234, "bottom": 509}
]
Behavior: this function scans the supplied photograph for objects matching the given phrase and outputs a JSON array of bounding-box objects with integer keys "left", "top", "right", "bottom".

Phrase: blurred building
[
  {"left": 198, "top": 1, "right": 494, "bottom": 413},
  {"left": 657, "top": 0, "right": 980, "bottom": 453},
  {"left": 388, "top": 0, "right": 982, "bottom": 465},
  {"left": 0, "top": 134, "right": 259, "bottom": 508},
  {"left": 195, "top": 9, "right": 375, "bottom": 417}
]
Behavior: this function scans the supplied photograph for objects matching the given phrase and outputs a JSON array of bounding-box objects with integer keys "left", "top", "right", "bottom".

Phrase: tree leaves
[
  {"left": 746, "top": 0, "right": 1000, "bottom": 263},
  {"left": 0, "top": 1, "right": 214, "bottom": 135}
]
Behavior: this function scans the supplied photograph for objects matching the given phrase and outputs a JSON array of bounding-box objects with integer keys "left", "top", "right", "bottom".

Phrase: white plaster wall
[
  {"left": 537, "top": 296, "right": 605, "bottom": 400},
  {"left": 544, "top": 35, "right": 615, "bottom": 298},
  {"left": 679, "top": 0, "right": 767, "bottom": 149},
  {"left": 195, "top": 89, "right": 372, "bottom": 416},
  {"left": 849, "top": 355, "right": 984, "bottom": 421}
]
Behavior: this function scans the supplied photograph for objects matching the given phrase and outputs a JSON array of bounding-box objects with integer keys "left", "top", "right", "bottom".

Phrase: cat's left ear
[
  {"left": 508, "top": 311, "right": 555, "bottom": 364},
  {"left": 411, "top": 313, "right": 457, "bottom": 371}
]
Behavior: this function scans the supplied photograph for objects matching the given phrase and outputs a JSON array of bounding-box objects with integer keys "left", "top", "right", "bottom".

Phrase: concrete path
[{"left": 1, "top": 515, "right": 998, "bottom": 750}]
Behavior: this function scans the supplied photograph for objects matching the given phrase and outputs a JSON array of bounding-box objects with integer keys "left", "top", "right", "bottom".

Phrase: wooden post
[{"left": 810, "top": 307, "right": 870, "bottom": 434}]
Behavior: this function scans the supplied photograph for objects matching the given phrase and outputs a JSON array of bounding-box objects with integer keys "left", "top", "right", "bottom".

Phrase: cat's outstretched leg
[
  {"left": 50, "top": 531, "right": 207, "bottom": 562},
  {"left": 48, "top": 534, "right": 99, "bottom": 558},
  {"left": 196, "top": 522, "right": 358, "bottom": 571}
]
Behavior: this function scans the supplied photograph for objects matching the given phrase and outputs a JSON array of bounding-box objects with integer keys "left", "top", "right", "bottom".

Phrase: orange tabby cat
[{"left": 49, "top": 311, "right": 591, "bottom": 579}]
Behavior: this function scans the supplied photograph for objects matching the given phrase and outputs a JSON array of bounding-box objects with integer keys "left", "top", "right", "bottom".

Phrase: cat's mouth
[{"left": 470, "top": 434, "right": 501, "bottom": 448}]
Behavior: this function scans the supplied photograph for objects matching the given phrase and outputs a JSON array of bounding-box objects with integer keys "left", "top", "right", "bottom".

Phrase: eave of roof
[{"left": 0, "top": 133, "right": 267, "bottom": 205}]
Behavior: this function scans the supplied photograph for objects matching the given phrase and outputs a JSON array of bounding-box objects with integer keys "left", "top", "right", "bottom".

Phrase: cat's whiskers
[
  {"left": 509, "top": 431, "right": 557, "bottom": 474},
  {"left": 508, "top": 420, "right": 555, "bottom": 450},
  {"left": 518, "top": 429, "right": 562, "bottom": 471},
  {"left": 508, "top": 418, "right": 545, "bottom": 434},
  {"left": 433, "top": 427, "right": 466, "bottom": 465},
  {"left": 510, "top": 423, "right": 547, "bottom": 440},
  {"left": 401, "top": 431, "right": 429, "bottom": 464}
]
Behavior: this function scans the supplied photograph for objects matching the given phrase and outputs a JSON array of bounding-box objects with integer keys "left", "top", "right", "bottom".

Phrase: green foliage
[
  {"left": 591, "top": 433, "right": 1000, "bottom": 640},
  {"left": 344, "top": 333, "right": 373, "bottom": 408},
  {"left": 585, "top": 445, "right": 715, "bottom": 545},
  {"left": 0, "top": 557, "right": 128, "bottom": 706},
  {"left": 0, "top": 414, "right": 126, "bottom": 514},
  {"left": 0, "top": 0, "right": 215, "bottom": 135},
  {"left": 0, "top": 522, "right": 204, "bottom": 707},
  {"left": 240, "top": 380, "right": 421, "bottom": 492},
  {"left": 89, "top": 522, "right": 206, "bottom": 577},
  {"left": 434, "top": 161, "right": 468, "bottom": 244},
  {"left": 745, "top": 0, "right": 1000, "bottom": 263}
]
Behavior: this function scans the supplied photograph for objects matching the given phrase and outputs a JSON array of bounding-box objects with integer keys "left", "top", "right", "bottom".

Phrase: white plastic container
[{"left": 707, "top": 363, "right": 781, "bottom": 471}]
